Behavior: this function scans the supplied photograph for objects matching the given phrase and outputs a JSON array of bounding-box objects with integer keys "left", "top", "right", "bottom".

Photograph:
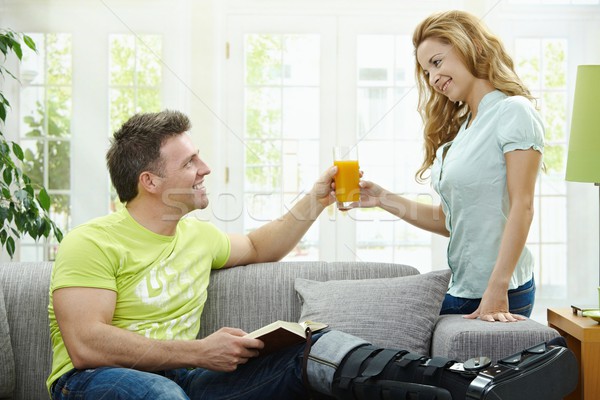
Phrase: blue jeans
[
  {"left": 51, "top": 339, "right": 311, "bottom": 400},
  {"left": 440, "top": 277, "right": 535, "bottom": 317}
]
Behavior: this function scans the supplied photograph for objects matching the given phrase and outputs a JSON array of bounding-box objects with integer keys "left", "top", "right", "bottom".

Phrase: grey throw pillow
[
  {"left": 0, "top": 284, "right": 16, "bottom": 397},
  {"left": 295, "top": 269, "right": 451, "bottom": 355}
]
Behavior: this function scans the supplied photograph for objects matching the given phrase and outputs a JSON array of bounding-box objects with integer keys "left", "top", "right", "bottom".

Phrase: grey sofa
[{"left": 0, "top": 261, "right": 559, "bottom": 400}]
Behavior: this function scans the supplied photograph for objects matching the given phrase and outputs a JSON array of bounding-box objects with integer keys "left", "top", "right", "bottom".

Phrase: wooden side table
[{"left": 547, "top": 308, "right": 600, "bottom": 400}]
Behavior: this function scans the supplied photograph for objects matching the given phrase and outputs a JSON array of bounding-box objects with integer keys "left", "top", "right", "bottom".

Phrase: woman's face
[{"left": 416, "top": 37, "right": 476, "bottom": 103}]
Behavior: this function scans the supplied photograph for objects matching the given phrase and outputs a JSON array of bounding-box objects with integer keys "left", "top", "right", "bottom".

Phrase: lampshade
[{"left": 565, "top": 65, "right": 600, "bottom": 183}]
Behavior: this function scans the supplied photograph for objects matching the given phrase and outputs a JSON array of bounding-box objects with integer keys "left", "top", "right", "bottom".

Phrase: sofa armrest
[
  {"left": 431, "top": 315, "right": 560, "bottom": 362},
  {"left": 0, "top": 279, "right": 16, "bottom": 398}
]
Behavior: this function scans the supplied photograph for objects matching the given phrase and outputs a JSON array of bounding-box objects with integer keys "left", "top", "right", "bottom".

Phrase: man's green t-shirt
[{"left": 46, "top": 208, "right": 231, "bottom": 391}]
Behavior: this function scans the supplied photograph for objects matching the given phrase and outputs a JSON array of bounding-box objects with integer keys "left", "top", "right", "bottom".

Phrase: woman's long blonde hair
[{"left": 412, "top": 10, "right": 534, "bottom": 182}]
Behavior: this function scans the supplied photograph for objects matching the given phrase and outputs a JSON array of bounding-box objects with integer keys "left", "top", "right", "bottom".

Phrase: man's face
[
  {"left": 156, "top": 133, "right": 211, "bottom": 214},
  {"left": 416, "top": 38, "right": 476, "bottom": 104}
]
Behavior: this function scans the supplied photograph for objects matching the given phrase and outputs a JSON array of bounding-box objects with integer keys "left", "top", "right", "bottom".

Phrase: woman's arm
[
  {"left": 358, "top": 180, "right": 449, "bottom": 236},
  {"left": 465, "top": 148, "right": 542, "bottom": 322}
]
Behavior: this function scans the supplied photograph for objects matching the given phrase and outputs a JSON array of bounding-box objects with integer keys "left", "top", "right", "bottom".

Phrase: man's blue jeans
[
  {"left": 440, "top": 277, "right": 536, "bottom": 317},
  {"left": 51, "top": 341, "right": 309, "bottom": 400}
]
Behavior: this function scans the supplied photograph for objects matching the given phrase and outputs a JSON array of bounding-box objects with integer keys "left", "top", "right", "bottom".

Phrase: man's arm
[
  {"left": 53, "top": 287, "right": 263, "bottom": 371},
  {"left": 225, "top": 166, "right": 337, "bottom": 267}
]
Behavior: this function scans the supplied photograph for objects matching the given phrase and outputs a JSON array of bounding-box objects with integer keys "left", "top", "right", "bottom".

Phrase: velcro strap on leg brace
[
  {"left": 361, "top": 349, "right": 407, "bottom": 379},
  {"left": 338, "top": 345, "right": 380, "bottom": 390},
  {"left": 423, "top": 356, "right": 456, "bottom": 386},
  {"left": 396, "top": 352, "right": 427, "bottom": 368}
]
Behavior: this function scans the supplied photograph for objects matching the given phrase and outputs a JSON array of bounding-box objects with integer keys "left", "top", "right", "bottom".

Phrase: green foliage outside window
[
  {"left": 517, "top": 39, "right": 567, "bottom": 173},
  {"left": 245, "top": 35, "right": 283, "bottom": 190}
]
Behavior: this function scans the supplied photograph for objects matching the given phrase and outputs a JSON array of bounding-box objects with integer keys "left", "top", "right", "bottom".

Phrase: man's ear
[{"left": 139, "top": 171, "right": 161, "bottom": 194}]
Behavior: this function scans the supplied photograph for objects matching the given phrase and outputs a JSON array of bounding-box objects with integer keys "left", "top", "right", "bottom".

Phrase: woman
[{"left": 359, "top": 10, "right": 544, "bottom": 322}]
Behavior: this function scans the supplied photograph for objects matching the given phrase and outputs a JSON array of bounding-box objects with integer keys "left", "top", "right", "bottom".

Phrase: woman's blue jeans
[
  {"left": 51, "top": 340, "right": 310, "bottom": 400},
  {"left": 440, "top": 277, "right": 535, "bottom": 317}
]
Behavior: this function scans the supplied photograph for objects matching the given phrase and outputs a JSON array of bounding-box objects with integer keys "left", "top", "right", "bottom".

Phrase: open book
[{"left": 245, "top": 320, "right": 328, "bottom": 356}]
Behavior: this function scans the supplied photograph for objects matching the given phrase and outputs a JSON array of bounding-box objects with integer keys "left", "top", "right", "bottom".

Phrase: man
[{"left": 48, "top": 110, "right": 577, "bottom": 400}]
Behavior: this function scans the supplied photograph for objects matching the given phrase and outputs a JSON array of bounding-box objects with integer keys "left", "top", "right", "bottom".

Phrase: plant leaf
[
  {"left": 7, "top": 236, "right": 15, "bottom": 259},
  {"left": 38, "top": 188, "right": 51, "bottom": 211},
  {"left": 11, "top": 142, "right": 24, "bottom": 161},
  {"left": 2, "top": 166, "right": 12, "bottom": 185},
  {"left": 12, "top": 41, "right": 22, "bottom": 60},
  {"left": 23, "top": 34, "right": 37, "bottom": 52}
]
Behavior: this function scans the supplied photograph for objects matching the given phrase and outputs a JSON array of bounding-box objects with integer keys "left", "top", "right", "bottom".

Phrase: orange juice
[{"left": 334, "top": 160, "right": 360, "bottom": 203}]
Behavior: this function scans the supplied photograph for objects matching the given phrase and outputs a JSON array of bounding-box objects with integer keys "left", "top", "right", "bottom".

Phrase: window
[
  {"left": 108, "top": 34, "right": 163, "bottom": 211},
  {"left": 19, "top": 33, "right": 72, "bottom": 261},
  {"left": 515, "top": 38, "right": 569, "bottom": 298},
  {"left": 354, "top": 34, "right": 434, "bottom": 267},
  {"left": 243, "top": 34, "right": 321, "bottom": 260}
]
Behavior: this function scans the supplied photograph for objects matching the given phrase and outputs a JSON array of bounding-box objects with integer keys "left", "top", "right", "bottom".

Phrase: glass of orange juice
[{"left": 333, "top": 146, "right": 360, "bottom": 210}]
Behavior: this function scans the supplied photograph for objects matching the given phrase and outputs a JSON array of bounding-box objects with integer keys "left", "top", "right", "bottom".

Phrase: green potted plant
[{"left": 0, "top": 29, "right": 63, "bottom": 259}]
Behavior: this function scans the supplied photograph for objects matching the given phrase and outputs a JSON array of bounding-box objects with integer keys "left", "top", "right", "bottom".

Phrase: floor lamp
[{"left": 565, "top": 65, "right": 600, "bottom": 311}]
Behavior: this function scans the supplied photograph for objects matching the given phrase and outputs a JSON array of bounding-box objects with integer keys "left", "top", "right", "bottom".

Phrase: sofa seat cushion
[
  {"left": 295, "top": 269, "right": 451, "bottom": 355},
  {"left": 0, "top": 282, "right": 16, "bottom": 398},
  {"left": 431, "top": 314, "right": 560, "bottom": 362}
]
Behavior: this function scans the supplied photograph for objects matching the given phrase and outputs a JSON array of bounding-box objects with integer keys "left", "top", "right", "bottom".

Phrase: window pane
[
  {"left": 18, "top": 33, "right": 72, "bottom": 261},
  {"left": 21, "top": 140, "right": 44, "bottom": 184},
  {"left": 516, "top": 39, "right": 541, "bottom": 88},
  {"left": 110, "top": 88, "right": 135, "bottom": 132},
  {"left": 48, "top": 141, "right": 70, "bottom": 190},
  {"left": 243, "top": 33, "right": 320, "bottom": 260},
  {"left": 357, "top": 35, "right": 394, "bottom": 86},
  {"left": 137, "top": 36, "right": 162, "bottom": 86},
  {"left": 20, "top": 87, "right": 45, "bottom": 137},
  {"left": 245, "top": 34, "right": 282, "bottom": 85},
  {"left": 282, "top": 87, "right": 319, "bottom": 139},
  {"left": 47, "top": 87, "right": 72, "bottom": 137},
  {"left": 542, "top": 91, "right": 567, "bottom": 172},
  {"left": 20, "top": 33, "right": 45, "bottom": 85},
  {"left": 138, "top": 88, "right": 161, "bottom": 113},
  {"left": 245, "top": 87, "right": 282, "bottom": 139},
  {"left": 357, "top": 87, "right": 393, "bottom": 140},
  {"left": 46, "top": 34, "right": 72, "bottom": 85},
  {"left": 283, "top": 35, "right": 319, "bottom": 86},
  {"left": 540, "top": 197, "right": 567, "bottom": 243},
  {"left": 109, "top": 35, "right": 135, "bottom": 86},
  {"left": 543, "top": 39, "right": 567, "bottom": 89}
]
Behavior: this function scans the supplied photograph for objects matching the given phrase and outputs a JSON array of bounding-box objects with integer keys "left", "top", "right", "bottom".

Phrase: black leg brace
[
  {"left": 330, "top": 340, "right": 578, "bottom": 400},
  {"left": 332, "top": 345, "right": 473, "bottom": 400}
]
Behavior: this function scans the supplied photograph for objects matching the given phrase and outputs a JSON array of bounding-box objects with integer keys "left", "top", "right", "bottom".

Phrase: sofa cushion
[
  {"left": 198, "top": 261, "right": 419, "bottom": 339},
  {"left": 431, "top": 314, "right": 560, "bottom": 362},
  {"left": 295, "top": 269, "right": 451, "bottom": 355},
  {"left": 0, "top": 282, "right": 16, "bottom": 398}
]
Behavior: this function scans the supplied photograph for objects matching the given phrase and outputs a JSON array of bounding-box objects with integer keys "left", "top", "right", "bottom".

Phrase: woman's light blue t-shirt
[{"left": 431, "top": 90, "right": 544, "bottom": 298}]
